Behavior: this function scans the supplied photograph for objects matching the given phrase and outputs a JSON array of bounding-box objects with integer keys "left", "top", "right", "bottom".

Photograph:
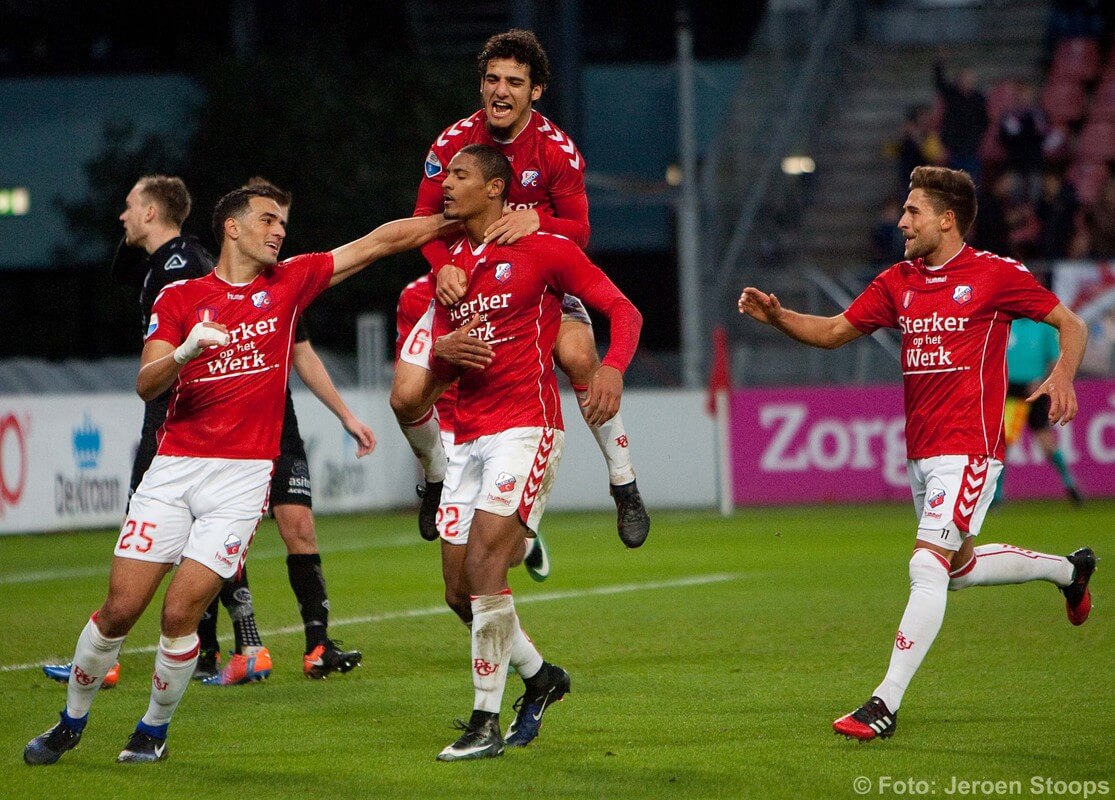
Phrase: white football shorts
[
  {"left": 908, "top": 454, "right": 1003, "bottom": 551},
  {"left": 439, "top": 427, "right": 564, "bottom": 545},
  {"left": 116, "top": 455, "right": 273, "bottom": 579},
  {"left": 560, "top": 294, "right": 592, "bottom": 326},
  {"left": 399, "top": 301, "right": 436, "bottom": 370}
]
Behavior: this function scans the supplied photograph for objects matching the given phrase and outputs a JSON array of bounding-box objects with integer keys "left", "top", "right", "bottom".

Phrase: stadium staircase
[{"left": 799, "top": 0, "right": 1050, "bottom": 270}]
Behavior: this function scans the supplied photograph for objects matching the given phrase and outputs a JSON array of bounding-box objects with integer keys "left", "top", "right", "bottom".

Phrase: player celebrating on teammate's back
[
  {"left": 739, "top": 166, "right": 1095, "bottom": 742},
  {"left": 393, "top": 29, "right": 650, "bottom": 548},
  {"left": 23, "top": 184, "right": 455, "bottom": 766},
  {"left": 422, "top": 144, "right": 642, "bottom": 761}
]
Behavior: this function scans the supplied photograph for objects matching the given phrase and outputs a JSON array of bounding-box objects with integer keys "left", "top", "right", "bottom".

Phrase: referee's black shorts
[{"left": 1006, "top": 381, "right": 1051, "bottom": 431}]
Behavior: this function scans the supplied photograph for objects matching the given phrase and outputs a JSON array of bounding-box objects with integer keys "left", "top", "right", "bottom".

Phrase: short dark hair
[
  {"left": 137, "top": 175, "right": 191, "bottom": 227},
  {"left": 243, "top": 176, "right": 292, "bottom": 209},
  {"left": 459, "top": 144, "right": 512, "bottom": 201},
  {"left": 211, "top": 185, "right": 288, "bottom": 246},
  {"left": 477, "top": 29, "right": 551, "bottom": 88},
  {"left": 909, "top": 166, "right": 978, "bottom": 237}
]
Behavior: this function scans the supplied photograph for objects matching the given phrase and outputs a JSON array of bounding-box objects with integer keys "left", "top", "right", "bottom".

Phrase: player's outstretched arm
[
  {"left": 292, "top": 340, "right": 376, "bottom": 456},
  {"left": 738, "top": 287, "right": 863, "bottom": 350},
  {"left": 136, "top": 322, "right": 229, "bottom": 400},
  {"left": 1026, "top": 303, "right": 1088, "bottom": 425},
  {"left": 329, "top": 215, "right": 461, "bottom": 287}
]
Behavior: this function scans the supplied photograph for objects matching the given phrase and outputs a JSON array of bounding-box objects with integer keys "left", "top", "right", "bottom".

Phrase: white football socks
[
  {"left": 400, "top": 408, "right": 447, "bottom": 484},
  {"left": 574, "top": 387, "right": 636, "bottom": 486},
  {"left": 66, "top": 615, "right": 126, "bottom": 720},
  {"left": 140, "top": 633, "right": 200, "bottom": 729},
  {"left": 470, "top": 593, "right": 516, "bottom": 713},
  {"left": 509, "top": 623, "right": 544, "bottom": 682},
  {"left": 873, "top": 549, "right": 950, "bottom": 712},
  {"left": 949, "top": 544, "right": 1074, "bottom": 590}
]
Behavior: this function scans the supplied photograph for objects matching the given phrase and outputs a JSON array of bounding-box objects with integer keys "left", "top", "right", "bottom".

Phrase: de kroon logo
[{"left": 55, "top": 412, "right": 121, "bottom": 517}]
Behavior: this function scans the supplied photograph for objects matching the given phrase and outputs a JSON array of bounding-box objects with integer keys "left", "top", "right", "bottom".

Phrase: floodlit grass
[{"left": 1, "top": 502, "right": 1111, "bottom": 799}]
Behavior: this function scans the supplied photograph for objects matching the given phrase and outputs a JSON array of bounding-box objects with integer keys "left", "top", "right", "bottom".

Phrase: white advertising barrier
[
  {"left": 0, "top": 394, "right": 142, "bottom": 534},
  {"left": 1, "top": 388, "right": 718, "bottom": 534}
]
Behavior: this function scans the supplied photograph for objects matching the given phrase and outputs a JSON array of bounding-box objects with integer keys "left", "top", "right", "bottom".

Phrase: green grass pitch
[{"left": 1, "top": 502, "right": 1111, "bottom": 799}]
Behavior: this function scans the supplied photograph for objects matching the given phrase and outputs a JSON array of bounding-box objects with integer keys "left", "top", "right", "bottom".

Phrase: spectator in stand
[
  {"left": 934, "top": 54, "right": 988, "bottom": 184},
  {"left": 870, "top": 196, "right": 907, "bottom": 267},
  {"left": 997, "top": 82, "right": 1048, "bottom": 196},
  {"left": 1036, "top": 170, "right": 1079, "bottom": 259},
  {"left": 971, "top": 172, "right": 1013, "bottom": 255},
  {"left": 897, "top": 105, "right": 946, "bottom": 192},
  {"left": 1080, "top": 176, "right": 1115, "bottom": 258}
]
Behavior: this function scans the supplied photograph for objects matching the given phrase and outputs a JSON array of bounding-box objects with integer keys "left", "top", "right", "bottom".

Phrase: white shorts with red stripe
[
  {"left": 399, "top": 302, "right": 435, "bottom": 370},
  {"left": 116, "top": 455, "right": 272, "bottom": 579},
  {"left": 908, "top": 455, "right": 1004, "bottom": 551},
  {"left": 438, "top": 427, "right": 564, "bottom": 545}
]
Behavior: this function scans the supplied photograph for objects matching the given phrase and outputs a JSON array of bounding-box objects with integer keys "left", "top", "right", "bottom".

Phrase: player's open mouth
[
  {"left": 490, "top": 101, "right": 512, "bottom": 116},
  {"left": 265, "top": 241, "right": 280, "bottom": 253}
]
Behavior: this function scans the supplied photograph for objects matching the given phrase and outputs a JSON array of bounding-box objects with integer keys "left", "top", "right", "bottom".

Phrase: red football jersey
[
  {"left": 415, "top": 109, "right": 590, "bottom": 268},
  {"left": 430, "top": 232, "right": 640, "bottom": 443},
  {"left": 147, "top": 252, "right": 334, "bottom": 460},
  {"left": 843, "top": 245, "right": 1060, "bottom": 460},
  {"left": 396, "top": 273, "right": 457, "bottom": 433}
]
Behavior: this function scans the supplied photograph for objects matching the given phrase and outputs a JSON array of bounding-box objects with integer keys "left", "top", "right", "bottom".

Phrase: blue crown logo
[{"left": 72, "top": 413, "right": 101, "bottom": 470}]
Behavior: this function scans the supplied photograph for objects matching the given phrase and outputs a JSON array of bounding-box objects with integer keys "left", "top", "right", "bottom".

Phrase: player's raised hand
[
  {"left": 738, "top": 287, "right": 783, "bottom": 325},
  {"left": 343, "top": 416, "right": 377, "bottom": 457},
  {"left": 1027, "top": 374, "right": 1079, "bottom": 425},
  {"left": 436, "top": 264, "right": 469, "bottom": 305},
  {"left": 174, "top": 321, "right": 230, "bottom": 364},
  {"left": 484, "top": 208, "right": 540, "bottom": 245},
  {"left": 582, "top": 365, "right": 623, "bottom": 426},
  {"left": 433, "top": 314, "right": 493, "bottom": 370}
]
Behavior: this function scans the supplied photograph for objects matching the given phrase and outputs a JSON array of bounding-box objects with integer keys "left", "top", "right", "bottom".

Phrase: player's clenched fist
[{"left": 173, "top": 321, "right": 230, "bottom": 364}]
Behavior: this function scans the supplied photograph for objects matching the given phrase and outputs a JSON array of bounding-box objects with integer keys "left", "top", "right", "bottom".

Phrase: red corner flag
[{"left": 706, "top": 325, "right": 732, "bottom": 415}]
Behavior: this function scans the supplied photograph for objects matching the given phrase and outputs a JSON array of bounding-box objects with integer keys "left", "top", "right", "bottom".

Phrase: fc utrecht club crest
[
  {"left": 495, "top": 472, "right": 517, "bottom": 493},
  {"left": 224, "top": 534, "right": 242, "bottom": 556},
  {"left": 424, "top": 150, "right": 442, "bottom": 178},
  {"left": 902, "top": 289, "right": 914, "bottom": 309},
  {"left": 520, "top": 169, "right": 540, "bottom": 187},
  {"left": 494, "top": 261, "right": 513, "bottom": 283},
  {"left": 197, "top": 306, "right": 218, "bottom": 323},
  {"left": 927, "top": 488, "right": 946, "bottom": 509},
  {"left": 953, "top": 284, "right": 972, "bottom": 305},
  {"left": 251, "top": 290, "right": 272, "bottom": 308}
]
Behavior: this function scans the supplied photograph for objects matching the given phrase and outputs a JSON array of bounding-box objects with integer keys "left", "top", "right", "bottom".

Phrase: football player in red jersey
[
  {"left": 739, "top": 166, "right": 1094, "bottom": 742},
  {"left": 393, "top": 28, "right": 650, "bottom": 549},
  {"left": 426, "top": 144, "right": 641, "bottom": 761},
  {"left": 23, "top": 184, "right": 455, "bottom": 767}
]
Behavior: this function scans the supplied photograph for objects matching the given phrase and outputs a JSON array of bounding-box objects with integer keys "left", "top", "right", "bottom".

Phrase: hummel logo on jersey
[
  {"left": 520, "top": 170, "right": 540, "bottom": 187},
  {"left": 425, "top": 150, "right": 442, "bottom": 178},
  {"left": 926, "top": 276, "right": 947, "bottom": 283},
  {"left": 953, "top": 285, "right": 972, "bottom": 305},
  {"left": 164, "top": 254, "right": 188, "bottom": 270}
]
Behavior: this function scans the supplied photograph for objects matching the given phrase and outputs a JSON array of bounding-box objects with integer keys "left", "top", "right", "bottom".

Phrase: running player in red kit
[
  {"left": 424, "top": 144, "right": 642, "bottom": 761},
  {"left": 738, "top": 166, "right": 1095, "bottom": 742},
  {"left": 23, "top": 184, "right": 455, "bottom": 766},
  {"left": 393, "top": 29, "right": 650, "bottom": 548}
]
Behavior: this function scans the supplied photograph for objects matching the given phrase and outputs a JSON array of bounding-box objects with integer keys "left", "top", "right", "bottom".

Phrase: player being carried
[
  {"left": 411, "top": 144, "right": 641, "bottom": 760},
  {"left": 23, "top": 184, "right": 455, "bottom": 766},
  {"left": 739, "top": 166, "right": 1095, "bottom": 742},
  {"left": 393, "top": 28, "right": 650, "bottom": 548}
]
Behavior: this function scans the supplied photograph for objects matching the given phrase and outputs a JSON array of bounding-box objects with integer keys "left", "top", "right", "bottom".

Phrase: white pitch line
[
  {"left": 0, "top": 534, "right": 422, "bottom": 586},
  {"left": 0, "top": 573, "right": 738, "bottom": 673}
]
